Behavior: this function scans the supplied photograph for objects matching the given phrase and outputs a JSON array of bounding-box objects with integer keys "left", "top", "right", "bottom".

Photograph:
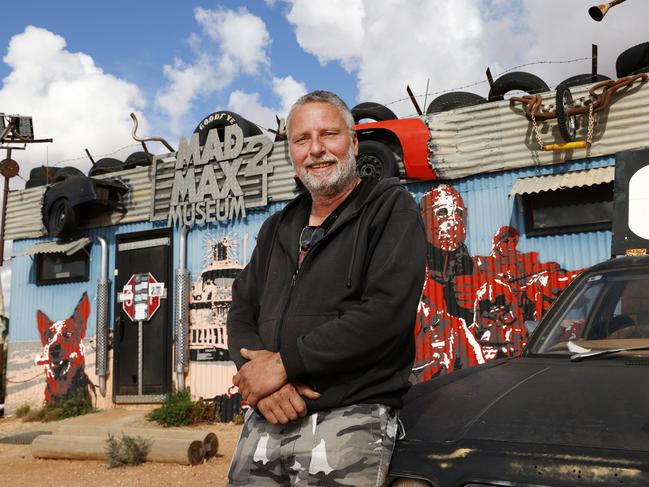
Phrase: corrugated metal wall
[
  {"left": 409, "top": 155, "right": 614, "bottom": 268},
  {"left": 427, "top": 81, "right": 649, "bottom": 179}
]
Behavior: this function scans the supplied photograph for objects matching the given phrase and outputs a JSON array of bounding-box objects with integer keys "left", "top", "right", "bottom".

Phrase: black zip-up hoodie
[{"left": 227, "top": 177, "right": 427, "bottom": 411}]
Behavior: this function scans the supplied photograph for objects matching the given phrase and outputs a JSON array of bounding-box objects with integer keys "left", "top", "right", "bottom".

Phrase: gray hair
[{"left": 286, "top": 90, "right": 355, "bottom": 138}]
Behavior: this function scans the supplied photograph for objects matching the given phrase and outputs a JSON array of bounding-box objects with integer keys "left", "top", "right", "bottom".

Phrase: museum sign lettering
[{"left": 155, "top": 124, "right": 274, "bottom": 227}]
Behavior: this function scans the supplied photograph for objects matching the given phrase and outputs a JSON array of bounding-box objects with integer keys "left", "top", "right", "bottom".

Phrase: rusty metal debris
[{"left": 510, "top": 73, "right": 648, "bottom": 122}]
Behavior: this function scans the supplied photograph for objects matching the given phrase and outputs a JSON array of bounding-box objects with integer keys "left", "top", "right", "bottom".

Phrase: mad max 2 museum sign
[{"left": 151, "top": 121, "right": 275, "bottom": 226}]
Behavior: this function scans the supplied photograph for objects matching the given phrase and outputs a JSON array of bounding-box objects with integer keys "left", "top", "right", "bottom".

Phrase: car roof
[{"left": 587, "top": 255, "right": 649, "bottom": 273}]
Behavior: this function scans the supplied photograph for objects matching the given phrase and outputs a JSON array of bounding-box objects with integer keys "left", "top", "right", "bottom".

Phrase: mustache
[{"left": 304, "top": 155, "right": 339, "bottom": 168}]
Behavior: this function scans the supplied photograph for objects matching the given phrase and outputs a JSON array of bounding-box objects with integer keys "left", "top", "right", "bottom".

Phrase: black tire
[
  {"left": 48, "top": 198, "right": 78, "bottom": 238},
  {"left": 488, "top": 71, "right": 549, "bottom": 101},
  {"left": 351, "top": 102, "right": 397, "bottom": 123},
  {"left": 88, "top": 157, "right": 124, "bottom": 177},
  {"left": 556, "top": 74, "right": 610, "bottom": 91},
  {"left": 51, "top": 166, "right": 85, "bottom": 183},
  {"left": 26, "top": 166, "right": 58, "bottom": 188},
  {"left": 426, "top": 91, "right": 487, "bottom": 114},
  {"left": 356, "top": 140, "right": 399, "bottom": 180},
  {"left": 555, "top": 85, "right": 578, "bottom": 142},
  {"left": 193, "top": 111, "right": 262, "bottom": 145},
  {"left": 616, "top": 42, "right": 649, "bottom": 78},
  {"left": 124, "top": 151, "right": 150, "bottom": 167}
]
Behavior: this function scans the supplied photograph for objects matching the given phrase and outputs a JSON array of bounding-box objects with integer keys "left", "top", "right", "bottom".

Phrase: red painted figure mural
[
  {"left": 412, "top": 185, "right": 583, "bottom": 383},
  {"left": 34, "top": 293, "right": 92, "bottom": 405}
]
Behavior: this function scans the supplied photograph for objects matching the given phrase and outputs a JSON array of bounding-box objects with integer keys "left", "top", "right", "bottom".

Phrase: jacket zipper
[{"left": 273, "top": 243, "right": 320, "bottom": 350}]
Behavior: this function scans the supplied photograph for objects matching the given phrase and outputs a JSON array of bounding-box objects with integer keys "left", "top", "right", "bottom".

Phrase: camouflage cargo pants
[{"left": 227, "top": 403, "right": 398, "bottom": 486}]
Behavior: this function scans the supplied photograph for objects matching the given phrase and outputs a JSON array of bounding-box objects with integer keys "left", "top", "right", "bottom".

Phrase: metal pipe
[
  {"left": 96, "top": 237, "right": 110, "bottom": 397},
  {"left": 175, "top": 225, "right": 190, "bottom": 392}
]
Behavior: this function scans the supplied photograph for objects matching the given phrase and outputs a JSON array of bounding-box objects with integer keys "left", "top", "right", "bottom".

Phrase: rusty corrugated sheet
[
  {"left": 4, "top": 186, "right": 45, "bottom": 239},
  {"left": 510, "top": 166, "right": 615, "bottom": 196},
  {"left": 426, "top": 81, "right": 649, "bottom": 179}
]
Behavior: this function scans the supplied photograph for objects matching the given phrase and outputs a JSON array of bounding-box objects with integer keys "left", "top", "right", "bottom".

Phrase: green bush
[
  {"left": 105, "top": 434, "right": 151, "bottom": 468},
  {"left": 21, "top": 391, "right": 95, "bottom": 423},
  {"left": 14, "top": 404, "right": 31, "bottom": 418},
  {"left": 147, "top": 389, "right": 218, "bottom": 427}
]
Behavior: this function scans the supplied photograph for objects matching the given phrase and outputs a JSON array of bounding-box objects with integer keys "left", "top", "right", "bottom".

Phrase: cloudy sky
[
  {"left": 0, "top": 0, "right": 647, "bottom": 302},
  {"left": 1, "top": 0, "right": 647, "bottom": 180}
]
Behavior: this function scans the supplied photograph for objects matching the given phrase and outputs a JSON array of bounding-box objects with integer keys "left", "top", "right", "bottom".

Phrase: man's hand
[
  {"left": 257, "top": 382, "right": 320, "bottom": 425},
  {"left": 233, "top": 348, "right": 288, "bottom": 408}
]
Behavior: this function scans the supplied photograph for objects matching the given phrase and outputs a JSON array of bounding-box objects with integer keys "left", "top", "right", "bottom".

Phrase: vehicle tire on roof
[
  {"left": 426, "top": 91, "right": 487, "bottom": 114},
  {"left": 556, "top": 74, "right": 610, "bottom": 91},
  {"left": 616, "top": 42, "right": 649, "bottom": 77},
  {"left": 51, "top": 166, "right": 85, "bottom": 183},
  {"left": 124, "top": 151, "right": 150, "bottom": 167},
  {"left": 356, "top": 140, "right": 399, "bottom": 180},
  {"left": 351, "top": 102, "right": 398, "bottom": 123},
  {"left": 488, "top": 71, "right": 549, "bottom": 101},
  {"left": 88, "top": 157, "right": 124, "bottom": 177},
  {"left": 25, "top": 166, "right": 58, "bottom": 188},
  {"left": 47, "top": 197, "right": 78, "bottom": 238},
  {"left": 194, "top": 111, "right": 262, "bottom": 146}
]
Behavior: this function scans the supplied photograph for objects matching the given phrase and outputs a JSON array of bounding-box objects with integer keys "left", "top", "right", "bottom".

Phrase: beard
[{"left": 295, "top": 144, "right": 357, "bottom": 197}]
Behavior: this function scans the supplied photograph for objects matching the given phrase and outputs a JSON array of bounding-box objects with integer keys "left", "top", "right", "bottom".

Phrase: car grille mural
[{"left": 412, "top": 184, "right": 582, "bottom": 382}]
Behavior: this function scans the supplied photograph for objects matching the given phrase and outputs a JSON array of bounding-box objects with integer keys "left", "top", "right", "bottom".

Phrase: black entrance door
[{"left": 113, "top": 228, "right": 172, "bottom": 403}]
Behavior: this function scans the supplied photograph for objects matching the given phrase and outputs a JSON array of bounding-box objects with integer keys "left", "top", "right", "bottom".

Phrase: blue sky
[
  {"left": 2, "top": 0, "right": 648, "bottom": 183},
  {"left": 1, "top": 0, "right": 648, "bottom": 308}
]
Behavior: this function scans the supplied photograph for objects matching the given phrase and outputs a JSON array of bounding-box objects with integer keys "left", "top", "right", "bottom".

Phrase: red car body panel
[{"left": 355, "top": 117, "right": 436, "bottom": 180}]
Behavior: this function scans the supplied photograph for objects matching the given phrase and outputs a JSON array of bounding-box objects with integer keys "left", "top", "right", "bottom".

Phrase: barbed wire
[
  {"left": 11, "top": 56, "right": 597, "bottom": 168},
  {"left": 383, "top": 56, "right": 593, "bottom": 107},
  {"left": 48, "top": 143, "right": 141, "bottom": 167}
]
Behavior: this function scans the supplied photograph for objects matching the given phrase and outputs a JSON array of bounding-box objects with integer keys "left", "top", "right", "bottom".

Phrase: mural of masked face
[
  {"left": 421, "top": 184, "right": 467, "bottom": 252},
  {"left": 491, "top": 225, "right": 520, "bottom": 258}
]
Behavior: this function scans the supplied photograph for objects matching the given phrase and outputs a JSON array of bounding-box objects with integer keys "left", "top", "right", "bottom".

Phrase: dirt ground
[{"left": 0, "top": 408, "right": 243, "bottom": 487}]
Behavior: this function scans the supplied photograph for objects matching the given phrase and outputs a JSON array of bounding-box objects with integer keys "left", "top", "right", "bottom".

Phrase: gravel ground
[{"left": 0, "top": 408, "right": 243, "bottom": 487}]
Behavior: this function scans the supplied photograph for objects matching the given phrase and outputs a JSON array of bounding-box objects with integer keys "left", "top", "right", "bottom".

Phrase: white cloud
[
  {"left": 284, "top": 0, "right": 649, "bottom": 115},
  {"left": 195, "top": 7, "right": 271, "bottom": 75},
  {"left": 155, "top": 7, "right": 272, "bottom": 136},
  {"left": 0, "top": 26, "right": 148, "bottom": 184},
  {"left": 227, "top": 75, "right": 307, "bottom": 133}
]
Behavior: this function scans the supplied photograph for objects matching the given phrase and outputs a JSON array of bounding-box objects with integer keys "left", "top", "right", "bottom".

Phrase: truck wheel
[
  {"left": 616, "top": 42, "right": 649, "bottom": 77},
  {"left": 488, "top": 71, "right": 549, "bottom": 101},
  {"left": 556, "top": 85, "right": 578, "bottom": 142},
  {"left": 194, "top": 111, "right": 262, "bottom": 145},
  {"left": 356, "top": 140, "right": 399, "bottom": 180},
  {"left": 48, "top": 198, "right": 78, "bottom": 238},
  {"left": 351, "top": 102, "right": 398, "bottom": 123},
  {"left": 426, "top": 91, "right": 487, "bottom": 114}
]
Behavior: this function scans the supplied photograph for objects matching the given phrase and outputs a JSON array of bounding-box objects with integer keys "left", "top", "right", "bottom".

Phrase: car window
[{"left": 531, "top": 270, "right": 649, "bottom": 354}]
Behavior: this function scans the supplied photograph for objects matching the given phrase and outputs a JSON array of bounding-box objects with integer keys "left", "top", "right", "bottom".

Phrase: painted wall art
[
  {"left": 188, "top": 234, "right": 244, "bottom": 400},
  {"left": 35, "top": 293, "right": 92, "bottom": 405},
  {"left": 412, "top": 184, "right": 582, "bottom": 382}
]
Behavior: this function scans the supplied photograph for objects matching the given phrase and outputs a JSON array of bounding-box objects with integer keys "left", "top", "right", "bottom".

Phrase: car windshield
[{"left": 530, "top": 268, "right": 649, "bottom": 356}]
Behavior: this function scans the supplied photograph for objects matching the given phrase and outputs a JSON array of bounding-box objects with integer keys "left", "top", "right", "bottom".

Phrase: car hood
[{"left": 400, "top": 357, "right": 649, "bottom": 452}]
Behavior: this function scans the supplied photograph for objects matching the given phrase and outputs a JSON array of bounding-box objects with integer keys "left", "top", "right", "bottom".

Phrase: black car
[
  {"left": 26, "top": 165, "right": 129, "bottom": 238},
  {"left": 388, "top": 256, "right": 649, "bottom": 487}
]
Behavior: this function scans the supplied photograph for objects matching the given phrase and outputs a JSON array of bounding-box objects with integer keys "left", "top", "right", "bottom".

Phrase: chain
[
  {"left": 586, "top": 99, "right": 595, "bottom": 144},
  {"left": 530, "top": 109, "right": 545, "bottom": 150}
]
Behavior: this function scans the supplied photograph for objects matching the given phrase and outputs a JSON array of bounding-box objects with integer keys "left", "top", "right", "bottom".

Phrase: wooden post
[{"left": 31, "top": 434, "right": 205, "bottom": 465}]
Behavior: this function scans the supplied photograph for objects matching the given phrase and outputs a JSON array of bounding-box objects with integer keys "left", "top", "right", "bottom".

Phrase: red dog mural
[
  {"left": 413, "top": 185, "right": 582, "bottom": 383},
  {"left": 35, "top": 293, "right": 91, "bottom": 405}
]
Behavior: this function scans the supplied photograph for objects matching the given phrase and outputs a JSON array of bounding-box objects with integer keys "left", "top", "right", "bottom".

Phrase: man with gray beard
[{"left": 227, "top": 90, "right": 426, "bottom": 486}]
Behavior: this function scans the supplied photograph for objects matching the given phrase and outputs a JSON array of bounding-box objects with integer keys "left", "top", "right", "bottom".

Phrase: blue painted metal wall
[
  {"left": 408, "top": 155, "right": 614, "bottom": 270},
  {"left": 8, "top": 155, "right": 613, "bottom": 341}
]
